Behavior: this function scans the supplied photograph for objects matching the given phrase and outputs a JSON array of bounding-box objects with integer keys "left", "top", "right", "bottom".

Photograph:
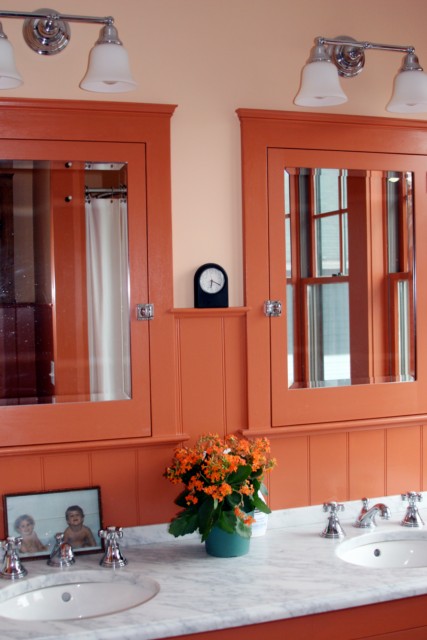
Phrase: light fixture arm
[
  {"left": 312, "top": 36, "right": 418, "bottom": 78},
  {"left": 317, "top": 36, "right": 413, "bottom": 55},
  {"left": 0, "top": 9, "right": 114, "bottom": 27}
]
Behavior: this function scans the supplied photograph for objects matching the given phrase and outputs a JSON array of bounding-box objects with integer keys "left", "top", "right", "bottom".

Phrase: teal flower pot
[{"left": 205, "top": 527, "right": 251, "bottom": 558}]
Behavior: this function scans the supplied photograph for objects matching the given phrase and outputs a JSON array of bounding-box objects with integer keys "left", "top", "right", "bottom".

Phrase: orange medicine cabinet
[
  {"left": 0, "top": 99, "right": 177, "bottom": 448},
  {"left": 238, "top": 109, "right": 427, "bottom": 432}
]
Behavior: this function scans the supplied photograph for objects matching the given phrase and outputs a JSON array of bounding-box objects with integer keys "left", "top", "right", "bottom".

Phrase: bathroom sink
[
  {"left": 336, "top": 530, "right": 427, "bottom": 568},
  {"left": 0, "top": 570, "right": 159, "bottom": 621}
]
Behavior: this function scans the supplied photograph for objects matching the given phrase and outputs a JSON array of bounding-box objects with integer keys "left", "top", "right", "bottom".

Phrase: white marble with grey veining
[{"left": 0, "top": 493, "right": 427, "bottom": 639}]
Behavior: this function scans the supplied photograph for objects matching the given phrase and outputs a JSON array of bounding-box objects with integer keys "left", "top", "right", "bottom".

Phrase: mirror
[
  {"left": 284, "top": 167, "right": 415, "bottom": 389},
  {"left": 0, "top": 160, "right": 131, "bottom": 406}
]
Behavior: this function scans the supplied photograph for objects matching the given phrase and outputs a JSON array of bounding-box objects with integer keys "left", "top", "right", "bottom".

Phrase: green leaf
[
  {"left": 253, "top": 492, "right": 271, "bottom": 514},
  {"left": 227, "top": 464, "right": 252, "bottom": 486},
  {"left": 168, "top": 510, "right": 198, "bottom": 537},
  {"left": 251, "top": 477, "right": 261, "bottom": 493},
  {"left": 235, "top": 517, "right": 252, "bottom": 538},
  {"left": 242, "top": 494, "right": 255, "bottom": 513},
  {"left": 218, "top": 509, "right": 237, "bottom": 533},
  {"left": 197, "top": 496, "right": 216, "bottom": 536},
  {"left": 225, "top": 491, "right": 242, "bottom": 509},
  {"left": 259, "top": 482, "right": 269, "bottom": 497}
]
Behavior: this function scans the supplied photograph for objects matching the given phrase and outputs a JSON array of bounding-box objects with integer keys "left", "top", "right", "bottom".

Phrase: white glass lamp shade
[
  {"left": 0, "top": 37, "right": 22, "bottom": 89},
  {"left": 386, "top": 70, "right": 427, "bottom": 113},
  {"left": 80, "top": 43, "right": 137, "bottom": 93},
  {"left": 294, "top": 61, "right": 347, "bottom": 107}
]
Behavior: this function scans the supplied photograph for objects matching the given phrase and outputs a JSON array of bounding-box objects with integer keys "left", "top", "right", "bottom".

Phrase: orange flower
[
  {"left": 187, "top": 476, "right": 204, "bottom": 492},
  {"left": 204, "top": 482, "right": 232, "bottom": 501},
  {"left": 233, "top": 506, "right": 255, "bottom": 527},
  {"left": 165, "top": 433, "right": 276, "bottom": 540},
  {"left": 239, "top": 483, "right": 254, "bottom": 496}
]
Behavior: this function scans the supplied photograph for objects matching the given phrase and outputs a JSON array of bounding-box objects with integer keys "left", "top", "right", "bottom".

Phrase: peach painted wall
[{"left": 0, "top": 0, "right": 426, "bottom": 307}]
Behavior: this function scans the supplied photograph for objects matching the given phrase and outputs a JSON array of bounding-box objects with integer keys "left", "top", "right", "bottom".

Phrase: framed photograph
[{"left": 3, "top": 486, "right": 103, "bottom": 560}]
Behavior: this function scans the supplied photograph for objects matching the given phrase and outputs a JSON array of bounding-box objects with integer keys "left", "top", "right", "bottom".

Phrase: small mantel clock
[{"left": 194, "top": 263, "right": 229, "bottom": 308}]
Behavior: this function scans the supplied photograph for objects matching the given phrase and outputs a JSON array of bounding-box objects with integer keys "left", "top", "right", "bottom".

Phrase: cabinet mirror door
[
  {"left": 0, "top": 139, "right": 151, "bottom": 445},
  {"left": 268, "top": 148, "right": 427, "bottom": 427},
  {"left": 0, "top": 158, "right": 131, "bottom": 406}
]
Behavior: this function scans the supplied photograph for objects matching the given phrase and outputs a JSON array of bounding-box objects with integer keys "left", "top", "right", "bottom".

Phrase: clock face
[{"left": 199, "top": 267, "right": 225, "bottom": 294}]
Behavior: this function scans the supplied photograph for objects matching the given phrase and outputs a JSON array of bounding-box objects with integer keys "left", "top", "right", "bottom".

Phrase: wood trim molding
[
  {"left": 242, "top": 413, "right": 427, "bottom": 438},
  {"left": 171, "top": 307, "right": 250, "bottom": 318},
  {"left": 0, "top": 434, "right": 190, "bottom": 457}
]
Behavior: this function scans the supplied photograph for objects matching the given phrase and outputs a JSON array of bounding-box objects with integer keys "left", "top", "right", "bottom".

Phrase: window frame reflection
[{"left": 284, "top": 167, "right": 415, "bottom": 389}]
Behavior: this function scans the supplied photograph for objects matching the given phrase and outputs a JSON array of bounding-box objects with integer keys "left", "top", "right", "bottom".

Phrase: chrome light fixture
[
  {"left": 295, "top": 36, "right": 427, "bottom": 113},
  {"left": 0, "top": 8, "right": 137, "bottom": 93}
]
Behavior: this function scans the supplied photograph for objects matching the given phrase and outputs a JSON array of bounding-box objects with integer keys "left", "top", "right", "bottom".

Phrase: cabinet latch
[
  {"left": 264, "top": 300, "right": 282, "bottom": 317},
  {"left": 136, "top": 303, "right": 154, "bottom": 320}
]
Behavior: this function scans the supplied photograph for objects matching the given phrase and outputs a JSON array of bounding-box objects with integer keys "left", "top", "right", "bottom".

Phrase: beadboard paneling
[{"left": 348, "top": 430, "right": 386, "bottom": 499}]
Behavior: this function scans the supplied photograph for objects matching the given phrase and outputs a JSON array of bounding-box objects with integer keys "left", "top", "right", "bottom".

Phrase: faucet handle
[
  {"left": 401, "top": 491, "right": 422, "bottom": 505},
  {"left": 401, "top": 492, "right": 424, "bottom": 527},
  {"left": 323, "top": 501, "right": 344, "bottom": 514},
  {"left": 99, "top": 526, "right": 127, "bottom": 568},
  {"left": 0, "top": 537, "right": 27, "bottom": 580},
  {"left": 99, "top": 526, "right": 124, "bottom": 542},
  {"left": 1, "top": 536, "right": 22, "bottom": 552}
]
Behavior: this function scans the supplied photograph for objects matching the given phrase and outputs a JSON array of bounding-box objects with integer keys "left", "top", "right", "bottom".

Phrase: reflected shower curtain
[{"left": 85, "top": 197, "right": 130, "bottom": 401}]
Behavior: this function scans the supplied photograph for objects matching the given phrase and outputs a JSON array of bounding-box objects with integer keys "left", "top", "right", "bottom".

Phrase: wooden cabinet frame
[{"left": 238, "top": 109, "right": 427, "bottom": 433}]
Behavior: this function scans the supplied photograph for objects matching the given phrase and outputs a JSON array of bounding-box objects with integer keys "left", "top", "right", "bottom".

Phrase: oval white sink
[
  {"left": 336, "top": 530, "right": 427, "bottom": 568},
  {"left": 0, "top": 570, "right": 159, "bottom": 621}
]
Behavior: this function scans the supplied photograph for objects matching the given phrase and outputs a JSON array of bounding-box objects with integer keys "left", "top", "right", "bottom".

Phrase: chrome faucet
[
  {"left": 0, "top": 537, "right": 27, "bottom": 580},
  {"left": 353, "top": 498, "right": 391, "bottom": 528},
  {"left": 401, "top": 491, "right": 424, "bottom": 527},
  {"left": 321, "top": 502, "right": 345, "bottom": 538},
  {"left": 99, "top": 526, "right": 127, "bottom": 568},
  {"left": 47, "top": 532, "right": 75, "bottom": 567}
]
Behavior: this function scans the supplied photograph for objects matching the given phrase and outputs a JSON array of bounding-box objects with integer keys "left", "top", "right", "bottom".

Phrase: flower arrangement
[{"left": 164, "top": 433, "right": 276, "bottom": 541}]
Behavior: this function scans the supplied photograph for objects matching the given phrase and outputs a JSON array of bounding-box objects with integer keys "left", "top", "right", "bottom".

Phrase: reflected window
[{"left": 284, "top": 167, "right": 415, "bottom": 389}]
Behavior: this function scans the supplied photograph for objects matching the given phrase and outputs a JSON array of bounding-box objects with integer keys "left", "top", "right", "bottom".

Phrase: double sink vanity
[{"left": 0, "top": 493, "right": 427, "bottom": 639}]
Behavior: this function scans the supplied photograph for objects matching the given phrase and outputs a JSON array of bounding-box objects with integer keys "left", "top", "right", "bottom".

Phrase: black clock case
[{"left": 194, "top": 263, "right": 229, "bottom": 308}]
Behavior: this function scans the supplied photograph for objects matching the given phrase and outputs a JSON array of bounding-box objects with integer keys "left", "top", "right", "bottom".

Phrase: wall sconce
[
  {"left": 294, "top": 36, "right": 427, "bottom": 113},
  {"left": 0, "top": 8, "right": 137, "bottom": 93}
]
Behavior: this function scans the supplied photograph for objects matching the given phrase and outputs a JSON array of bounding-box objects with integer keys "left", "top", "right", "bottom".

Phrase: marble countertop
[{"left": 2, "top": 493, "right": 427, "bottom": 639}]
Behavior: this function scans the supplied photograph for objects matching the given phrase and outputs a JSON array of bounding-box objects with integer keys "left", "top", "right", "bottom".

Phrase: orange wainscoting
[{"left": 1, "top": 309, "right": 427, "bottom": 538}]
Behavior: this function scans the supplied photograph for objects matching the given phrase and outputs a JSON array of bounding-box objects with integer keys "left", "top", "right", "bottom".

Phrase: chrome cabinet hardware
[
  {"left": 136, "top": 303, "right": 154, "bottom": 321},
  {"left": 264, "top": 300, "right": 282, "bottom": 317}
]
